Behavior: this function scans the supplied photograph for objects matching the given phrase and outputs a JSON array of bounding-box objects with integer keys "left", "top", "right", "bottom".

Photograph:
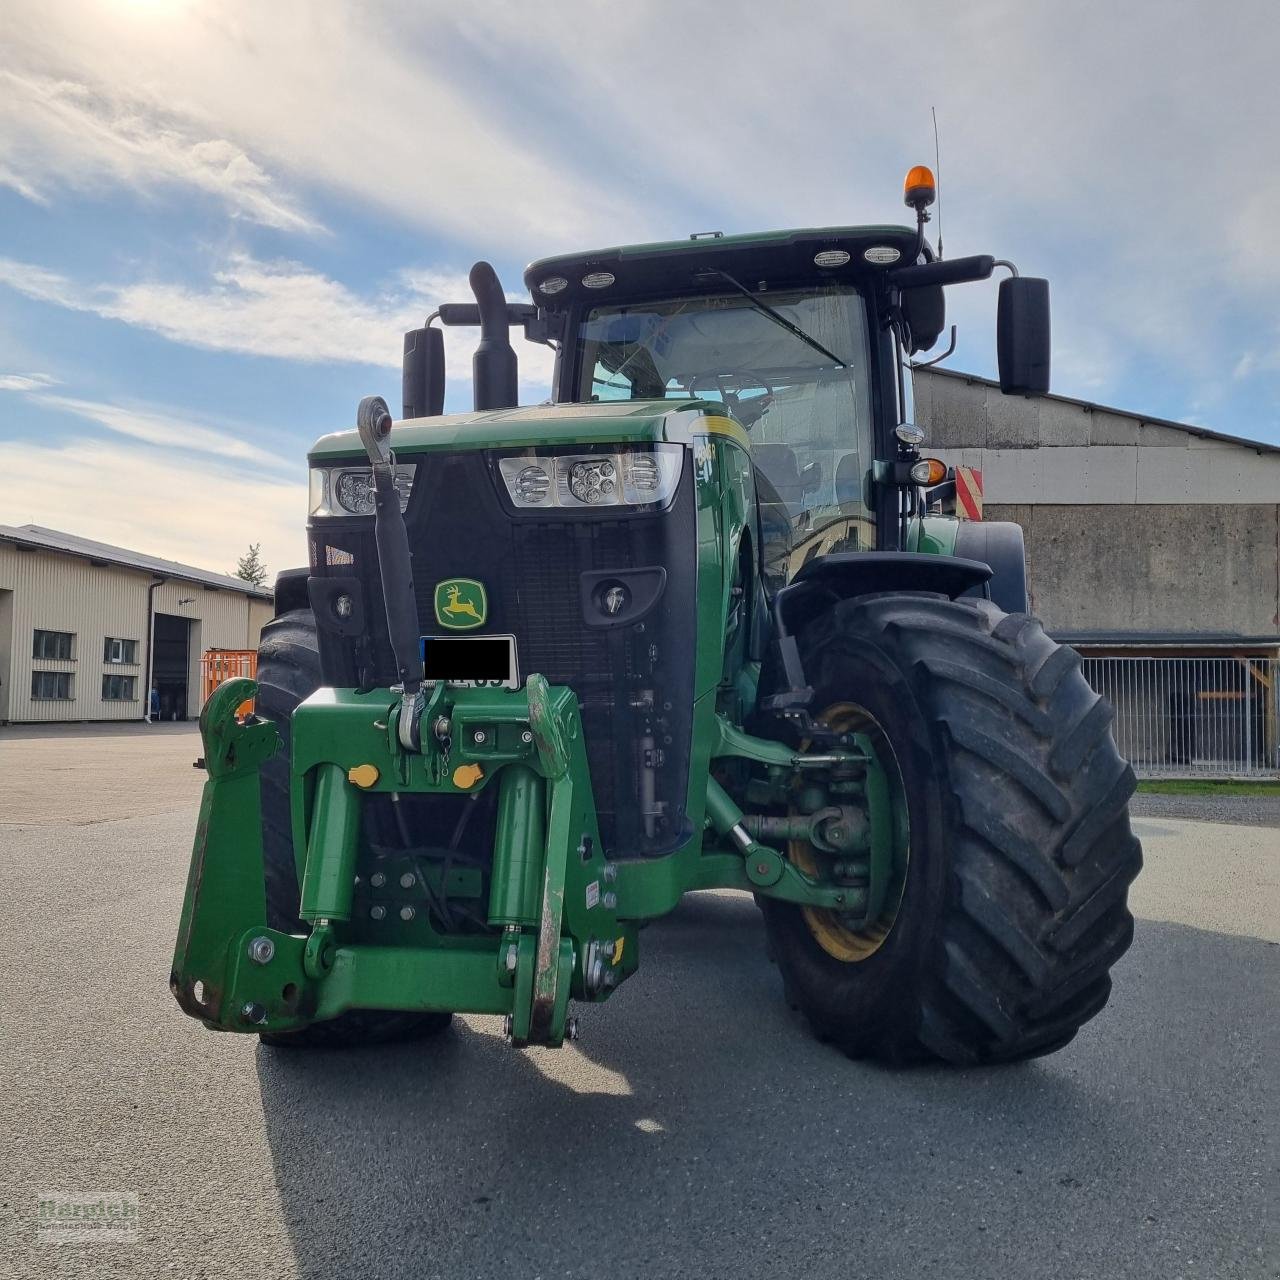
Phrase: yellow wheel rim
[{"left": 791, "top": 702, "right": 909, "bottom": 963}]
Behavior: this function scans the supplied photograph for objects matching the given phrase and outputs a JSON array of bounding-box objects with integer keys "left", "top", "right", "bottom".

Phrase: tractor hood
[{"left": 309, "top": 398, "right": 742, "bottom": 463}]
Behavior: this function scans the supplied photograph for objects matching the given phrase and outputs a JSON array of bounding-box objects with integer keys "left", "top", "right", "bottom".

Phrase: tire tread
[{"left": 762, "top": 594, "right": 1141, "bottom": 1066}]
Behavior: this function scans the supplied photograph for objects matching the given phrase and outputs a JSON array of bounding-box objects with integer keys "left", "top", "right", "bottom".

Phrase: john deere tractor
[{"left": 172, "top": 167, "right": 1141, "bottom": 1062}]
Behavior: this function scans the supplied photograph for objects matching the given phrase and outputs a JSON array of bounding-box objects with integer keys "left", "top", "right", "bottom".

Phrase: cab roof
[{"left": 524, "top": 224, "right": 921, "bottom": 306}]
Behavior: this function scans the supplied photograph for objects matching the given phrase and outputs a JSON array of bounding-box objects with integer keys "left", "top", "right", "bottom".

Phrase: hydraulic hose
[{"left": 356, "top": 395, "right": 424, "bottom": 749}]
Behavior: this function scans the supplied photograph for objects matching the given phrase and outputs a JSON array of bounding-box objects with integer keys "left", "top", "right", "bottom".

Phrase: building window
[
  {"left": 102, "top": 673, "right": 137, "bottom": 702},
  {"left": 31, "top": 671, "right": 73, "bottom": 700},
  {"left": 103, "top": 637, "right": 139, "bottom": 665},
  {"left": 33, "top": 629, "right": 74, "bottom": 660}
]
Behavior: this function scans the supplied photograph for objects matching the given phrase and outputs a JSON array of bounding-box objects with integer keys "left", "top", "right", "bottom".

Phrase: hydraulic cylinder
[
  {"left": 299, "top": 763, "right": 362, "bottom": 922},
  {"left": 488, "top": 764, "right": 545, "bottom": 927}
]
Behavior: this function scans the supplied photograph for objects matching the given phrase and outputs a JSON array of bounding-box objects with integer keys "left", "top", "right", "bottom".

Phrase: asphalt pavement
[
  {"left": 1131, "top": 789, "right": 1280, "bottom": 829},
  {"left": 0, "top": 724, "right": 1275, "bottom": 1280}
]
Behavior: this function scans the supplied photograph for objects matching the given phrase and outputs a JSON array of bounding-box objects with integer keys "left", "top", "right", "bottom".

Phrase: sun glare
[{"left": 105, "top": 0, "right": 197, "bottom": 15}]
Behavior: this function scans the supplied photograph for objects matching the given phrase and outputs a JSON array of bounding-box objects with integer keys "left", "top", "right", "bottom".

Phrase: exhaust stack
[{"left": 469, "top": 261, "right": 518, "bottom": 411}]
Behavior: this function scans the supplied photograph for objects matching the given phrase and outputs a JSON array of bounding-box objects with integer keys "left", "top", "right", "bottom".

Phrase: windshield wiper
[{"left": 701, "top": 269, "right": 850, "bottom": 368}]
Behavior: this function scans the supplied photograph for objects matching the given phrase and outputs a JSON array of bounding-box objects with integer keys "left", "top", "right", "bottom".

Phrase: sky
[{"left": 1, "top": 0, "right": 1276, "bottom": 578}]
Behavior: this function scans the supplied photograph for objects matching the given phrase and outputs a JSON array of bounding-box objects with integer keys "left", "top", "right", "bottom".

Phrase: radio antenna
[{"left": 931, "top": 106, "right": 943, "bottom": 260}]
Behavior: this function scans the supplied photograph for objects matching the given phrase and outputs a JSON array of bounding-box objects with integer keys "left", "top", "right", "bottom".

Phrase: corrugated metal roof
[
  {"left": 0, "top": 524, "right": 273, "bottom": 599},
  {"left": 920, "top": 367, "right": 1280, "bottom": 456}
]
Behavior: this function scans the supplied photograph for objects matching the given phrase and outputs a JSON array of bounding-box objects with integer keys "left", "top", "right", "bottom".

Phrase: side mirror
[
  {"left": 997, "top": 276, "right": 1050, "bottom": 396},
  {"left": 402, "top": 326, "right": 445, "bottom": 419},
  {"left": 900, "top": 285, "right": 945, "bottom": 353}
]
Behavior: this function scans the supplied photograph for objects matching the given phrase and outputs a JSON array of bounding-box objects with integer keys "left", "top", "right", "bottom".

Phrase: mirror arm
[
  {"left": 888, "top": 254, "right": 994, "bottom": 289},
  {"left": 910, "top": 325, "right": 957, "bottom": 371}
]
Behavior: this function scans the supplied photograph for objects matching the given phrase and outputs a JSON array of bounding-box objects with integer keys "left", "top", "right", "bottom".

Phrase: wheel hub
[{"left": 790, "top": 703, "right": 910, "bottom": 963}]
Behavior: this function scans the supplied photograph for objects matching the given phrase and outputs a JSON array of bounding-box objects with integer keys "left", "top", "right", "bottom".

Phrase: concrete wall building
[
  {"left": 915, "top": 367, "right": 1280, "bottom": 647},
  {"left": 0, "top": 525, "right": 273, "bottom": 724},
  {"left": 915, "top": 367, "right": 1280, "bottom": 775}
]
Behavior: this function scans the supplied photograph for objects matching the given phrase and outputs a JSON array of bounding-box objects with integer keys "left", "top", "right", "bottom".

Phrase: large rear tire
[
  {"left": 761, "top": 593, "right": 1142, "bottom": 1065},
  {"left": 254, "top": 607, "right": 452, "bottom": 1049}
]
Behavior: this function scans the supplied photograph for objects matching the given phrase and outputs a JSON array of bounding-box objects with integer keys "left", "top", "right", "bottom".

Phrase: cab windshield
[{"left": 576, "top": 284, "right": 876, "bottom": 584}]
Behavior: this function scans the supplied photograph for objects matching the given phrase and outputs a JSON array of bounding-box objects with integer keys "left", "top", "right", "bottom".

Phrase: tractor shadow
[{"left": 255, "top": 893, "right": 1276, "bottom": 1280}]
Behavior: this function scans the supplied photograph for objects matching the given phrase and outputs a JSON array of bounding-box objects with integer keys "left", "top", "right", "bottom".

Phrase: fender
[
  {"left": 272, "top": 567, "right": 310, "bottom": 617},
  {"left": 951, "top": 521, "right": 1029, "bottom": 614},
  {"left": 792, "top": 550, "right": 992, "bottom": 601},
  {"left": 761, "top": 552, "right": 993, "bottom": 724}
]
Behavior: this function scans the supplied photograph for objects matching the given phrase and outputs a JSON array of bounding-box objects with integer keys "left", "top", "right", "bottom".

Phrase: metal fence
[
  {"left": 200, "top": 648, "right": 257, "bottom": 719},
  {"left": 1080, "top": 656, "right": 1280, "bottom": 779}
]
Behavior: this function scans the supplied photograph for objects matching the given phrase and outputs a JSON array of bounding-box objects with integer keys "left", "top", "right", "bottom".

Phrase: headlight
[
  {"left": 309, "top": 464, "right": 415, "bottom": 516},
  {"left": 496, "top": 445, "right": 682, "bottom": 510},
  {"left": 513, "top": 464, "right": 551, "bottom": 504},
  {"left": 568, "top": 458, "right": 617, "bottom": 504}
]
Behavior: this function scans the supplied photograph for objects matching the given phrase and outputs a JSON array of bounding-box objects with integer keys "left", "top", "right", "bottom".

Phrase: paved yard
[
  {"left": 0, "top": 724, "right": 1274, "bottom": 1279},
  {"left": 0, "top": 721, "right": 204, "bottom": 826}
]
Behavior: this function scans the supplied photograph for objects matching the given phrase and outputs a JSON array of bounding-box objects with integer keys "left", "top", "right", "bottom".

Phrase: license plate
[{"left": 420, "top": 634, "right": 519, "bottom": 689}]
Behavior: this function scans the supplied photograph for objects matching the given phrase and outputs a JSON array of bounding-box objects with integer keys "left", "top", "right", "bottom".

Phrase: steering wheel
[{"left": 687, "top": 369, "right": 776, "bottom": 428}]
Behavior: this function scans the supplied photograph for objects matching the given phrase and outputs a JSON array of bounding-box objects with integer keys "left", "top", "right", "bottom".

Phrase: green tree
[{"left": 234, "top": 543, "right": 268, "bottom": 587}]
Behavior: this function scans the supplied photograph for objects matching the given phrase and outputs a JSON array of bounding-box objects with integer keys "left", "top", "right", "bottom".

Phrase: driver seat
[{"left": 752, "top": 444, "right": 804, "bottom": 512}]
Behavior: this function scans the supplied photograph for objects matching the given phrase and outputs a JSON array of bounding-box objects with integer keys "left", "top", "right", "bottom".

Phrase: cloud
[
  {"left": 0, "top": 70, "right": 321, "bottom": 232},
  {"left": 0, "top": 372, "right": 56, "bottom": 392},
  {"left": 37, "top": 393, "right": 291, "bottom": 470},
  {"left": 0, "top": 369, "right": 292, "bottom": 469},
  {"left": 0, "top": 0, "right": 1274, "bottom": 439},
  {"left": 0, "top": 259, "right": 77, "bottom": 308},
  {"left": 0, "top": 253, "right": 555, "bottom": 395},
  {"left": 0, "top": 436, "right": 308, "bottom": 576},
  {"left": 0, "top": 3, "right": 642, "bottom": 252},
  {"left": 0, "top": 159, "right": 47, "bottom": 205},
  {"left": 1232, "top": 343, "right": 1280, "bottom": 382},
  {"left": 446, "top": 0, "right": 1278, "bottom": 401}
]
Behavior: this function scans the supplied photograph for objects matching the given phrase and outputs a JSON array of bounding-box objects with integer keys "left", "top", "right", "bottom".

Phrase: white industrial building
[{"left": 0, "top": 525, "right": 273, "bottom": 724}]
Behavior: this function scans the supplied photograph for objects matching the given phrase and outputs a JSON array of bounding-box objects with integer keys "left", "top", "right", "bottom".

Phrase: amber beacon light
[{"left": 903, "top": 165, "right": 936, "bottom": 211}]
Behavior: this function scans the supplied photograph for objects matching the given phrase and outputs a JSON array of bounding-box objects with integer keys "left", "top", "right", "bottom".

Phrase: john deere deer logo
[{"left": 434, "top": 578, "right": 487, "bottom": 630}]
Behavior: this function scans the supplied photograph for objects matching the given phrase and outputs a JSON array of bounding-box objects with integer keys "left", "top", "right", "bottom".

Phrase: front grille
[
  {"left": 511, "top": 526, "right": 616, "bottom": 682},
  {"left": 310, "top": 450, "right": 697, "bottom": 857}
]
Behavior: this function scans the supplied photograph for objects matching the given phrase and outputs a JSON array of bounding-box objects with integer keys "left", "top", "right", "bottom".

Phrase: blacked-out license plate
[{"left": 420, "top": 634, "right": 519, "bottom": 689}]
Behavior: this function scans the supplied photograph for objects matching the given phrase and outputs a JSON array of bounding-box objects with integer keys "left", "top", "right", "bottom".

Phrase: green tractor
[{"left": 172, "top": 167, "right": 1141, "bottom": 1063}]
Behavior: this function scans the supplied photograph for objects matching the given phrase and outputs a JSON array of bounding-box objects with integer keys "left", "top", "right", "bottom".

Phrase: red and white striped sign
[{"left": 955, "top": 466, "right": 983, "bottom": 520}]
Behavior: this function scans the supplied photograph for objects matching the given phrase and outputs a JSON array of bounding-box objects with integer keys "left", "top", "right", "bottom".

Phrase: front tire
[
  {"left": 761, "top": 593, "right": 1142, "bottom": 1065},
  {"left": 255, "top": 607, "right": 452, "bottom": 1050}
]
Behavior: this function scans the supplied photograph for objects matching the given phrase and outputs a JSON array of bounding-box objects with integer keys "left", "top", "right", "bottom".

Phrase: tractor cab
[
  {"left": 404, "top": 197, "right": 1050, "bottom": 593},
  {"left": 559, "top": 264, "right": 878, "bottom": 587},
  {"left": 529, "top": 225, "right": 920, "bottom": 587}
]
